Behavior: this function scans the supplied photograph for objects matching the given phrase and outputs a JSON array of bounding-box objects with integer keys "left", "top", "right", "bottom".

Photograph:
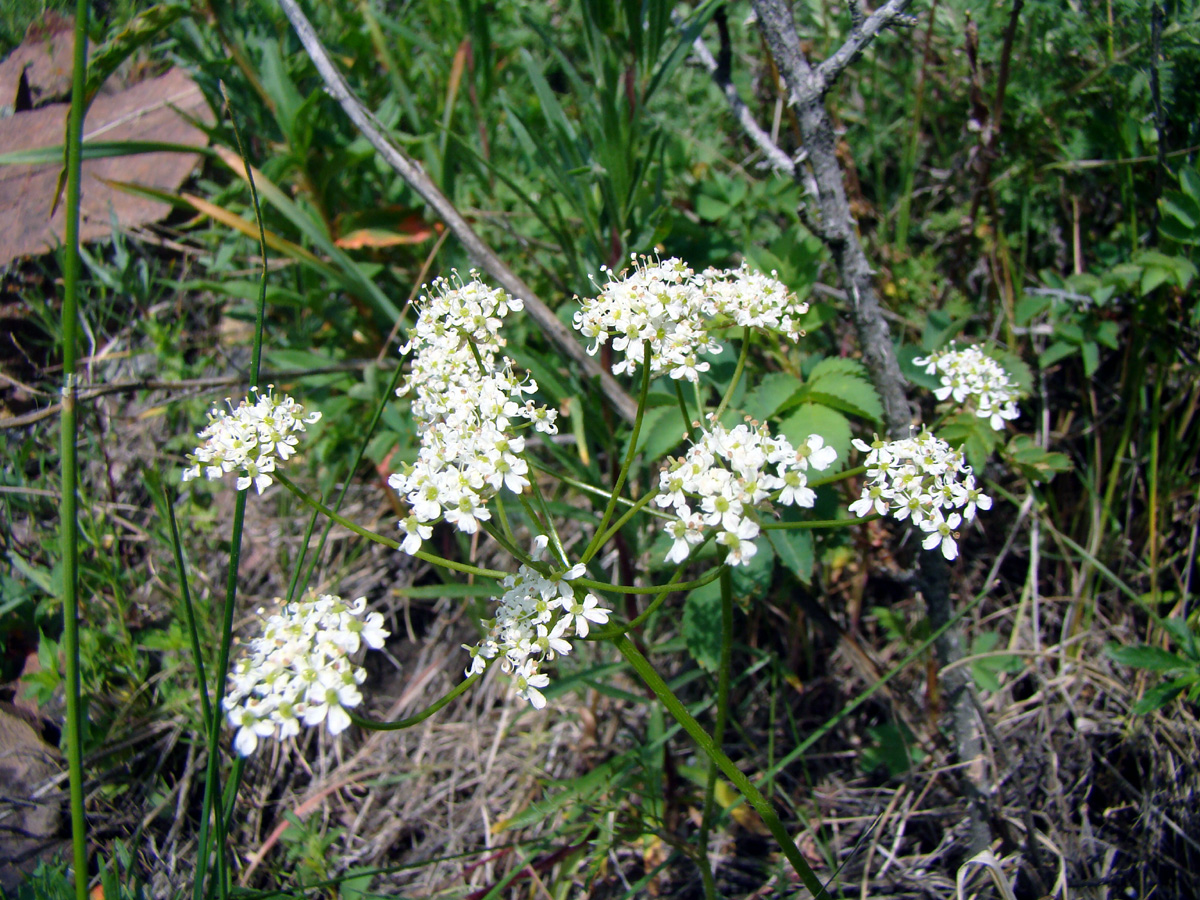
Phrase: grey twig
[
  {"left": 751, "top": 0, "right": 913, "bottom": 433},
  {"left": 275, "top": 0, "right": 637, "bottom": 423},
  {"left": 816, "top": 0, "right": 916, "bottom": 93},
  {"left": 745, "top": 0, "right": 995, "bottom": 854},
  {"left": 691, "top": 35, "right": 796, "bottom": 177}
]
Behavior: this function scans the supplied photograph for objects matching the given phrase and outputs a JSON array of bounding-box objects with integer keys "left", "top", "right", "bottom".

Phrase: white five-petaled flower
[
  {"left": 850, "top": 432, "right": 991, "bottom": 562},
  {"left": 182, "top": 386, "right": 320, "bottom": 494},
  {"left": 223, "top": 591, "right": 390, "bottom": 756},
  {"left": 913, "top": 342, "right": 1021, "bottom": 431},
  {"left": 655, "top": 420, "right": 836, "bottom": 567}
]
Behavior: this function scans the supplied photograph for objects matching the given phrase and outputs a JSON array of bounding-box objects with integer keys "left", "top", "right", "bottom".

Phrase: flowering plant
[{"left": 178, "top": 254, "right": 1030, "bottom": 897}]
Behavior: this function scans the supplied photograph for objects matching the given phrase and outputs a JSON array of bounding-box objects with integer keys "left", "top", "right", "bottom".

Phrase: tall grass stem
[{"left": 60, "top": 3, "right": 90, "bottom": 897}]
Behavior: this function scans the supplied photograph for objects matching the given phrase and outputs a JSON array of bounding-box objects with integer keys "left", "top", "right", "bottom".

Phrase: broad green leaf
[
  {"left": 1180, "top": 166, "right": 1200, "bottom": 202},
  {"left": 1140, "top": 266, "right": 1172, "bottom": 296},
  {"left": 743, "top": 372, "right": 804, "bottom": 422},
  {"left": 988, "top": 349, "right": 1034, "bottom": 395},
  {"left": 767, "top": 527, "right": 813, "bottom": 585},
  {"left": 804, "top": 373, "right": 883, "bottom": 423},
  {"left": 1038, "top": 341, "right": 1077, "bottom": 369},
  {"left": 683, "top": 580, "right": 723, "bottom": 673},
  {"left": 808, "top": 356, "right": 870, "bottom": 382},
  {"left": 778, "top": 404, "right": 851, "bottom": 471},
  {"left": 1015, "top": 294, "right": 1051, "bottom": 326},
  {"left": 1081, "top": 341, "right": 1099, "bottom": 377},
  {"left": 1161, "top": 191, "right": 1200, "bottom": 229}
]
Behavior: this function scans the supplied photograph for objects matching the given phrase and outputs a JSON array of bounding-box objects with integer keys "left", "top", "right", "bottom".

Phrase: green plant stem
[
  {"left": 274, "top": 472, "right": 508, "bottom": 580},
  {"left": 528, "top": 461, "right": 673, "bottom": 521},
  {"left": 710, "top": 327, "right": 752, "bottom": 426},
  {"left": 580, "top": 345, "right": 652, "bottom": 566},
  {"left": 675, "top": 379, "right": 696, "bottom": 443},
  {"left": 164, "top": 484, "right": 212, "bottom": 733},
  {"left": 697, "top": 569, "right": 735, "bottom": 898},
  {"left": 292, "top": 361, "right": 408, "bottom": 602},
  {"left": 591, "top": 490, "right": 658, "bottom": 552},
  {"left": 60, "top": 4, "right": 90, "bottom": 897},
  {"left": 494, "top": 491, "right": 517, "bottom": 547},
  {"left": 613, "top": 635, "right": 827, "bottom": 898},
  {"left": 588, "top": 557, "right": 723, "bottom": 641},
  {"left": 193, "top": 493, "right": 245, "bottom": 900},
  {"left": 808, "top": 464, "right": 866, "bottom": 488},
  {"left": 194, "top": 89, "right": 273, "bottom": 900},
  {"left": 526, "top": 475, "right": 570, "bottom": 564},
  {"left": 349, "top": 667, "right": 488, "bottom": 731},
  {"left": 481, "top": 521, "right": 538, "bottom": 571},
  {"left": 573, "top": 568, "right": 722, "bottom": 596},
  {"left": 350, "top": 672, "right": 489, "bottom": 734}
]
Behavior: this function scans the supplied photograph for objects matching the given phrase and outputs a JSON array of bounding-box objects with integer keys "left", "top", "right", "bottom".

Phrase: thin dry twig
[{"left": 275, "top": 0, "right": 638, "bottom": 423}]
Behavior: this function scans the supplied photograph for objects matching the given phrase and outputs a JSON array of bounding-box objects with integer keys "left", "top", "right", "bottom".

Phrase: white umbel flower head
[
  {"left": 389, "top": 272, "right": 559, "bottom": 554},
  {"left": 655, "top": 419, "right": 836, "bottom": 567},
  {"left": 572, "top": 256, "right": 810, "bottom": 383},
  {"left": 182, "top": 386, "right": 320, "bottom": 494},
  {"left": 913, "top": 342, "right": 1021, "bottom": 430},
  {"left": 463, "top": 538, "right": 610, "bottom": 709},
  {"left": 850, "top": 431, "right": 992, "bottom": 560},
  {"left": 223, "top": 591, "right": 390, "bottom": 756}
]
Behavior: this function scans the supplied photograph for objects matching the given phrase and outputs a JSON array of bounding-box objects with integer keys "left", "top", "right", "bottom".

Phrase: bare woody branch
[
  {"left": 276, "top": 0, "right": 638, "bottom": 424},
  {"left": 716, "top": 0, "right": 995, "bottom": 855},
  {"left": 816, "top": 0, "right": 916, "bottom": 92},
  {"left": 691, "top": 34, "right": 796, "bottom": 176}
]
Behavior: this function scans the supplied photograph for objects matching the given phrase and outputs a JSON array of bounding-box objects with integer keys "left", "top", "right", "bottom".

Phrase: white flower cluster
[
  {"left": 182, "top": 386, "right": 320, "bottom": 494},
  {"left": 463, "top": 539, "right": 610, "bottom": 709},
  {"left": 572, "top": 256, "right": 809, "bottom": 382},
  {"left": 224, "top": 592, "right": 390, "bottom": 756},
  {"left": 388, "top": 273, "right": 559, "bottom": 554},
  {"left": 849, "top": 432, "right": 992, "bottom": 560},
  {"left": 913, "top": 343, "right": 1020, "bottom": 430},
  {"left": 655, "top": 421, "right": 837, "bottom": 567}
]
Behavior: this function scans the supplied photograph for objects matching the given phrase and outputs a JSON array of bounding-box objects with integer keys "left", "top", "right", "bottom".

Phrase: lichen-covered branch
[{"left": 741, "top": 0, "right": 994, "bottom": 854}]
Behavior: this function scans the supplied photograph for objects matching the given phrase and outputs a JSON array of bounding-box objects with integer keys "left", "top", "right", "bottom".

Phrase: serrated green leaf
[
  {"left": 778, "top": 404, "right": 851, "bottom": 472},
  {"left": 767, "top": 528, "right": 813, "bottom": 585},
  {"left": 1140, "top": 266, "right": 1172, "bottom": 296},
  {"left": 1107, "top": 644, "right": 1191, "bottom": 672},
  {"left": 683, "top": 581, "right": 723, "bottom": 673},
  {"left": 1131, "top": 677, "right": 1193, "bottom": 714},
  {"left": 808, "top": 356, "right": 870, "bottom": 382},
  {"left": 803, "top": 373, "right": 883, "bottom": 423},
  {"left": 1158, "top": 216, "right": 1200, "bottom": 246},
  {"left": 743, "top": 372, "right": 804, "bottom": 422}
]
